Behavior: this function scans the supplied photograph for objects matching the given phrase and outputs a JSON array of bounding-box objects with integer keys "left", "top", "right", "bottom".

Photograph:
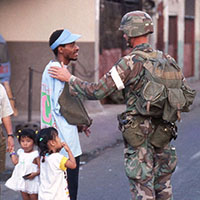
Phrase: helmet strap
[{"left": 127, "top": 37, "right": 133, "bottom": 48}]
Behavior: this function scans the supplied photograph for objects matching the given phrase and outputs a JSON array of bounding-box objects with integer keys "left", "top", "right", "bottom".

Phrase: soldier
[
  {"left": 0, "top": 83, "right": 14, "bottom": 173},
  {"left": 48, "top": 11, "right": 196, "bottom": 200}
]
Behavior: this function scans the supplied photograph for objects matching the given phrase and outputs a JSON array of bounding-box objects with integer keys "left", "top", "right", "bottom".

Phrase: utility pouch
[
  {"left": 58, "top": 83, "right": 92, "bottom": 127},
  {"left": 163, "top": 88, "right": 186, "bottom": 122},
  {"left": 135, "top": 80, "right": 167, "bottom": 117},
  {"left": 142, "top": 80, "right": 166, "bottom": 111},
  {"left": 181, "top": 84, "right": 196, "bottom": 112},
  {"left": 118, "top": 114, "right": 153, "bottom": 148},
  {"left": 122, "top": 119, "right": 145, "bottom": 147},
  {"left": 149, "top": 122, "right": 176, "bottom": 148}
]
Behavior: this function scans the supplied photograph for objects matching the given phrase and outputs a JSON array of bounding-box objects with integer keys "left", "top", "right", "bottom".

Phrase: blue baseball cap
[{"left": 50, "top": 29, "right": 81, "bottom": 50}]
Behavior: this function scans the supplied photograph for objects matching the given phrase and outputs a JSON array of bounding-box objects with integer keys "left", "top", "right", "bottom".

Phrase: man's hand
[
  {"left": 48, "top": 62, "right": 72, "bottom": 82},
  {"left": 78, "top": 125, "right": 91, "bottom": 137},
  {"left": 7, "top": 137, "right": 14, "bottom": 152},
  {"left": 83, "top": 126, "right": 91, "bottom": 137},
  {"left": 2, "top": 116, "right": 14, "bottom": 152}
]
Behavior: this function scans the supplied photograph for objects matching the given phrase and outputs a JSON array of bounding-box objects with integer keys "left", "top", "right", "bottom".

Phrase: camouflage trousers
[
  {"left": 0, "top": 125, "right": 6, "bottom": 173},
  {"left": 124, "top": 141, "right": 177, "bottom": 200}
]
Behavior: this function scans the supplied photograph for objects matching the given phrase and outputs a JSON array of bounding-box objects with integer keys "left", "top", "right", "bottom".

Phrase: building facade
[
  {"left": 0, "top": 0, "right": 199, "bottom": 113},
  {"left": 0, "top": 0, "right": 99, "bottom": 112}
]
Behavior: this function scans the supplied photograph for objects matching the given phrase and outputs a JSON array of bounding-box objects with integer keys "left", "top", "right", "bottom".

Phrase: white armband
[
  {"left": 69, "top": 75, "right": 77, "bottom": 82},
  {"left": 110, "top": 66, "right": 125, "bottom": 90}
]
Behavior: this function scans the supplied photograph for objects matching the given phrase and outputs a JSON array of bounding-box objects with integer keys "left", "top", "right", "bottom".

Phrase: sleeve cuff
[
  {"left": 69, "top": 75, "right": 76, "bottom": 85},
  {"left": 59, "top": 156, "right": 68, "bottom": 171}
]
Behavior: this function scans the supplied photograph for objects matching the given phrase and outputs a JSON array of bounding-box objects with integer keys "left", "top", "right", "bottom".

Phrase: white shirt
[
  {"left": 0, "top": 83, "right": 13, "bottom": 124},
  {"left": 39, "top": 153, "right": 70, "bottom": 200}
]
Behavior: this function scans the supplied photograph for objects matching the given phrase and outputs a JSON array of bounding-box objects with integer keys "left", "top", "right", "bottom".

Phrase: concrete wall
[
  {"left": 161, "top": 0, "right": 199, "bottom": 79},
  {"left": 168, "top": 0, "right": 185, "bottom": 69},
  {"left": 0, "top": 0, "right": 98, "bottom": 112},
  {"left": 194, "top": 0, "right": 200, "bottom": 80},
  {"left": 0, "top": 0, "right": 95, "bottom": 42}
]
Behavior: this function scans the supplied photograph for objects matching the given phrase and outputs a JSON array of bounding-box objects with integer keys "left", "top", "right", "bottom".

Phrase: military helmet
[{"left": 119, "top": 10, "right": 154, "bottom": 37}]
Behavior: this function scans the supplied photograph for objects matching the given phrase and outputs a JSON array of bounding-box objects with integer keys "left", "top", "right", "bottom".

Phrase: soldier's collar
[{"left": 133, "top": 43, "right": 151, "bottom": 52}]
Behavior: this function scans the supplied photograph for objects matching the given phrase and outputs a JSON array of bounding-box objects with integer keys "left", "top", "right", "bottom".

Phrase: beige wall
[
  {"left": 168, "top": 0, "right": 179, "bottom": 15},
  {"left": 0, "top": 0, "right": 95, "bottom": 42},
  {"left": 194, "top": 0, "right": 200, "bottom": 79},
  {"left": 0, "top": 0, "right": 98, "bottom": 112}
]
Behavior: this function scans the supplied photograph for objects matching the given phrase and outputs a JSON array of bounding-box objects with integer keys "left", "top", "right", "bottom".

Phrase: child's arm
[
  {"left": 62, "top": 142, "right": 77, "bottom": 169},
  {"left": 9, "top": 147, "right": 18, "bottom": 165}
]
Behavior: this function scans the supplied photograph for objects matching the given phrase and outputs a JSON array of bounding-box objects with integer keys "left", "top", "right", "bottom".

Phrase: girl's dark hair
[
  {"left": 49, "top": 29, "right": 65, "bottom": 56},
  {"left": 17, "top": 128, "right": 36, "bottom": 144},
  {"left": 36, "top": 127, "right": 58, "bottom": 162}
]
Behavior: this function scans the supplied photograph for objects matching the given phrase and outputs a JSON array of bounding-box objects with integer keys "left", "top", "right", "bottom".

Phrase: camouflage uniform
[
  {"left": 67, "top": 11, "right": 180, "bottom": 200},
  {"left": 68, "top": 43, "right": 178, "bottom": 199},
  {"left": 124, "top": 143, "right": 176, "bottom": 200}
]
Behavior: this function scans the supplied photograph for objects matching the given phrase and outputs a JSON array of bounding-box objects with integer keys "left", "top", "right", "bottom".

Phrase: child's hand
[
  {"left": 63, "top": 142, "right": 76, "bottom": 169},
  {"left": 9, "top": 148, "right": 18, "bottom": 165},
  {"left": 9, "top": 146, "right": 15, "bottom": 153},
  {"left": 62, "top": 142, "right": 70, "bottom": 152},
  {"left": 23, "top": 172, "right": 39, "bottom": 180}
]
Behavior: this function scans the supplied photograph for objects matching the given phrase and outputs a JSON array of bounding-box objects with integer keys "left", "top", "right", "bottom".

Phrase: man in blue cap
[{"left": 41, "top": 29, "right": 90, "bottom": 200}]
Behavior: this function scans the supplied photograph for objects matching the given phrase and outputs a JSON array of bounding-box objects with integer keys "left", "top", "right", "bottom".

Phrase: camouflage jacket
[{"left": 69, "top": 43, "right": 158, "bottom": 113}]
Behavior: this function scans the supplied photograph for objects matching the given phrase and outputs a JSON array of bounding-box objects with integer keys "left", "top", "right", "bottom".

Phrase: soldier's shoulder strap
[{"left": 133, "top": 49, "right": 163, "bottom": 60}]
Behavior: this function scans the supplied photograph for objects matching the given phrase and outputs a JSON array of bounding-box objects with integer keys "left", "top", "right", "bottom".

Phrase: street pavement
[{"left": 0, "top": 79, "right": 199, "bottom": 200}]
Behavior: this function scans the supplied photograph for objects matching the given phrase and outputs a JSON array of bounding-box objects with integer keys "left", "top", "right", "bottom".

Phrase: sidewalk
[{"left": 0, "top": 80, "right": 199, "bottom": 199}]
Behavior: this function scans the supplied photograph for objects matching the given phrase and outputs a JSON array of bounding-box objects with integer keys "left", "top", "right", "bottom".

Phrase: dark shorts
[{"left": 0, "top": 125, "right": 6, "bottom": 173}]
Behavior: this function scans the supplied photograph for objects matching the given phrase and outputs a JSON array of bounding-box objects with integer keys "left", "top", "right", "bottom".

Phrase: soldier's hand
[
  {"left": 48, "top": 62, "right": 72, "bottom": 82},
  {"left": 77, "top": 125, "right": 91, "bottom": 137}
]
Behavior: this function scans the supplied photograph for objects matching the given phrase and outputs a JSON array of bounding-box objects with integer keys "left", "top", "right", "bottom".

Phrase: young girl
[
  {"left": 37, "top": 127, "right": 76, "bottom": 200},
  {"left": 5, "top": 128, "right": 40, "bottom": 200}
]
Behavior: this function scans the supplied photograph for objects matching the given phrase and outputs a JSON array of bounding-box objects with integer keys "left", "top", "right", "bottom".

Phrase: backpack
[{"left": 133, "top": 50, "right": 196, "bottom": 122}]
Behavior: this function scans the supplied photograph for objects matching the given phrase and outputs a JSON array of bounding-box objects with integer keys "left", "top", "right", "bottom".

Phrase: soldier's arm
[
  {"left": 49, "top": 57, "right": 142, "bottom": 100},
  {"left": 68, "top": 71, "right": 118, "bottom": 100},
  {"left": 68, "top": 56, "right": 144, "bottom": 100}
]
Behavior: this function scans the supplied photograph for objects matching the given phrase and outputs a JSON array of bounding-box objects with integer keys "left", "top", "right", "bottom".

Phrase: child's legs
[
  {"left": 29, "top": 194, "right": 38, "bottom": 200},
  {"left": 21, "top": 192, "right": 38, "bottom": 200},
  {"left": 21, "top": 192, "right": 30, "bottom": 200}
]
